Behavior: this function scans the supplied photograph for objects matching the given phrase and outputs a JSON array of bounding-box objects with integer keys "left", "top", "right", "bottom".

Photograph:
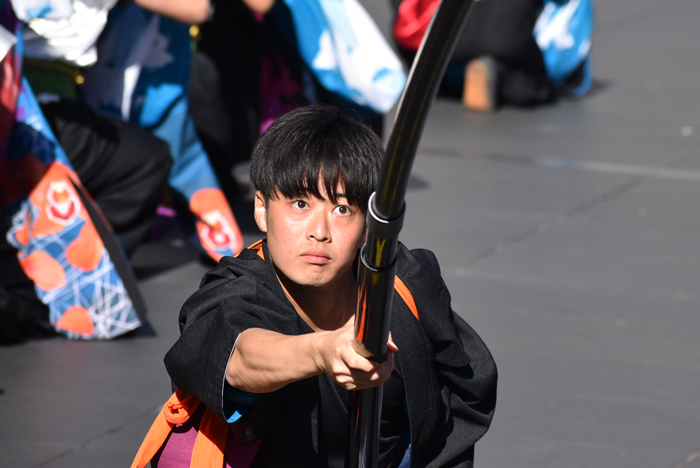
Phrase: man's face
[{"left": 254, "top": 185, "right": 366, "bottom": 290}]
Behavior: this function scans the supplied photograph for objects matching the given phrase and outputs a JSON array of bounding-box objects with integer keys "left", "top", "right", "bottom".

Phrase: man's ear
[{"left": 254, "top": 191, "right": 268, "bottom": 233}]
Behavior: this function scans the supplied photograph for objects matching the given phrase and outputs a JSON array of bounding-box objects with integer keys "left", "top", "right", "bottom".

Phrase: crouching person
[{"left": 134, "top": 105, "right": 497, "bottom": 468}]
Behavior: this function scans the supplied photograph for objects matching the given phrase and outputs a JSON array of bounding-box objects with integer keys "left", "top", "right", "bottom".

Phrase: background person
[{"left": 392, "top": 0, "right": 593, "bottom": 112}]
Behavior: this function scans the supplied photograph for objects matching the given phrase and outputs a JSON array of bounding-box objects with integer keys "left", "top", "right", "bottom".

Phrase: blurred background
[{"left": 2, "top": 0, "right": 700, "bottom": 467}]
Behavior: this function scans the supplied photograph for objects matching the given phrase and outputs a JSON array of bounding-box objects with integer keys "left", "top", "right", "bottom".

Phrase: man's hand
[
  {"left": 315, "top": 324, "right": 398, "bottom": 390},
  {"left": 227, "top": 327, "right": 398, "bottom": 393}
]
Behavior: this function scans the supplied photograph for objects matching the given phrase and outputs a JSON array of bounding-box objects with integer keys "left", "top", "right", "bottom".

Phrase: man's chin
[
  {"left": 278, "top": 264, "right": 352, "bottom": 290},
  {"left": 297, "top": 276, "right": 332, "bottom": 289}
]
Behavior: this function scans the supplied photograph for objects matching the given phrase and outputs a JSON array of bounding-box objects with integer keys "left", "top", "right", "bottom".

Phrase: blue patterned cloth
[
  {"left": 534, "top": 0, "right": 594, "bottom": 95},
  {"left": 279, "top": 0, "right": 406, "bottom": 113}
]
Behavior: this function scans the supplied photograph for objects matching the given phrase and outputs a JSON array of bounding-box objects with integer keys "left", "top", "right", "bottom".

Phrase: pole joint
[{"left": 366, "top": 192, "right": 405, "bottom": 240}]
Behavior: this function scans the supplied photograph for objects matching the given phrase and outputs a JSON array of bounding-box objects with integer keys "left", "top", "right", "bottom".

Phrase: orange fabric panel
[
  {"left": 19, "top": 250, "right": 66, "bottom": 291},
  {"left": 55, "top": 305, "right": 94, "bottom": 336},
  {"left": 65, "top": 222, "right": 104, "bottom": 271},
  {"left": 190, "top": 188, "right": 244, "bottom": 260}
]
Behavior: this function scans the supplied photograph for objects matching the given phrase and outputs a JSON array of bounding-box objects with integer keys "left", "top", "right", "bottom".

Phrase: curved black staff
[{"left": 347, "top": 0, "right": 476, "bottom": 467}]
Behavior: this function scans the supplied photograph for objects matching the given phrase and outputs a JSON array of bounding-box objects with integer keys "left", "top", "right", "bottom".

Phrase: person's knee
[{"left": 119, "top": 123, "right": 173, "bottom": 184}]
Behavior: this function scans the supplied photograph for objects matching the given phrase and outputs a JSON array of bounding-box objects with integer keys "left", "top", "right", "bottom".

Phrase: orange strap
[
  {"left": 191, "top": 407, "right": 229, "bottom": 467},
  {"left": 393, "top": 276, "right": 419, "bottom": 321},
  {"left": 249, "top": 240, "right": 419, "bottom": 320},
  {"left": 131, "top": 390, "right": 202, "bottom": 468},
  {"left": 131, "top": 390, "right": 229, "bottom": 468}
]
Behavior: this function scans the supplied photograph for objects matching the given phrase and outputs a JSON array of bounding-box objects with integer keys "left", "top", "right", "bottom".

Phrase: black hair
[{"left": 250, "top": 105, "right": 383, "bottom": 211}]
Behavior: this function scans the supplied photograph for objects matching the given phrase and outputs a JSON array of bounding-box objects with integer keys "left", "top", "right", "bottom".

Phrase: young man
[{"left": 164, "top": 105, "right": 497, "bottom": 467}]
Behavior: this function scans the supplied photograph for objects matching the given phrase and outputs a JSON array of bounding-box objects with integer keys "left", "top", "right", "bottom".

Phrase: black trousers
[
  {"left": 0, "top": 218, "right": 50, "bottom": 344},
  {"left": 40, "top": 100, "right": 172, "bottom": 257},
  {"left": 188, "top": 0, "right": 264, "bottom": 202}
]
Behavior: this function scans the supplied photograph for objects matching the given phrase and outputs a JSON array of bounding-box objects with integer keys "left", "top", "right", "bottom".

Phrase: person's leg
[
  {"left": 456, "top": 0, "right": 554, "bottom": 111},
  {"left": 192, "top": 0, "right": 264, "bottom": 177},
  {"left": 462, "top": 54, "right": 556, "bottom": 111},
  {"left": 497, "top": 62, "right": 556, "bottom": 107},
  {"left": 452, "top": 0, "right": 545, "bottom": 72},
  {"left": 40, "top": 100, "right": 172, "bottom": 257},
  {"left": 189, "top": 50, "right": 244, "bottom": 202}
]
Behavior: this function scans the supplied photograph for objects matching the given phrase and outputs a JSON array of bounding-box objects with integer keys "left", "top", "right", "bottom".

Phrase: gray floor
[{"left": 3, "top": 0, "right": 700, "bottom": 466}]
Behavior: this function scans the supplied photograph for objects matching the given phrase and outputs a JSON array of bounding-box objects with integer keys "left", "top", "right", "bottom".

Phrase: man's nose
[{"left": 308, "top": 210, "right": 330, "bottom": 242}]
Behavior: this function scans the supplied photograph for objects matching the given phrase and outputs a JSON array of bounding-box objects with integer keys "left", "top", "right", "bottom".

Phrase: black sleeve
[
  {"left": 163, "top": 253, "right": 299, "bottom": 419},
  {"left": 397, "top": 245, "right": 497, "bottom": 467},
  {"left": 429, "top": 311, "right": 497, "bottom": 468}
]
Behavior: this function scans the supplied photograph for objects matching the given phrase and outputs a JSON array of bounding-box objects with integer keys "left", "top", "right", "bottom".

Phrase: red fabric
[{"left": 393, "top": 0, "right": 441, "bottom": 51}]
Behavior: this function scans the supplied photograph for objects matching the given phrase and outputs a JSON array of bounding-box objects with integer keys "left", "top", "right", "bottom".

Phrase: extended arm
[{"left": 227, "top": 324, "right": 397, "bottom": 393}]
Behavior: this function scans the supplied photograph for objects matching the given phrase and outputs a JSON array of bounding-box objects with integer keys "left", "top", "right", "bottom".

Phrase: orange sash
[{"left": 131, "top": 390, "right": 228, "bottom": 468}]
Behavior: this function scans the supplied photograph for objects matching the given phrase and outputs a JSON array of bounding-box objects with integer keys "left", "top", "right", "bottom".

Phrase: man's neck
[{"left": 275, "top": 269, "right": 357, "bottom": 332}]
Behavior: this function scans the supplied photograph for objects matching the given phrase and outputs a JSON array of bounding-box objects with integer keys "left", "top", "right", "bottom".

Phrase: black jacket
[{"left": 165, "top": 241, "right": 497, "bottom": 467}]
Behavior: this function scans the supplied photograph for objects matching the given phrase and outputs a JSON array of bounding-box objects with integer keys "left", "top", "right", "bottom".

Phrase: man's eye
[
  {"left": 294, "top": 200, "right": 308, "bottom": 209},
  {"left": 334, "top": 205, "right": 351, "bottom": 215}
]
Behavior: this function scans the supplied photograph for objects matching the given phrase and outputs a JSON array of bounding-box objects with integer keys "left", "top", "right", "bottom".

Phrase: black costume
[{"left": 165, "top": 241, "right": 497, "bottom": 467}]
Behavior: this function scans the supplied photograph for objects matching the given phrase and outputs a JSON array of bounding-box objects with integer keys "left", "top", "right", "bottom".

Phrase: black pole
[{"left": 347, "top": 1, "right": 475, "bottom": 467}]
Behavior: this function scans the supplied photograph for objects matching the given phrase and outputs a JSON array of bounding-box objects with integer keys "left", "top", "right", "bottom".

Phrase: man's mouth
[{"left": 301, "top": 252, "right": 330, "bottom": 264}]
